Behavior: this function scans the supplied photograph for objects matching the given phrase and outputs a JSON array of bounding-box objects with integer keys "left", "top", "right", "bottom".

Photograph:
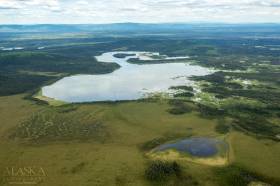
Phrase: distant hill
[{"left": 0, "top": 23, "right": 280, "bottom": 33}]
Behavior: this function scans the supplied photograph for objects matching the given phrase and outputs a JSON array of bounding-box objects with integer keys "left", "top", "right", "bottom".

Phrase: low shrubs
[
  {"left": 168, "top": 100, "right": 192, "bottom": 115},
  {"left": 215, "top": 119, "right": 230, "bottom": 134},
  {"left": 214, "top": 165, "right": 280, "bottom": 186},
  {"left": 197, "top": 104, "right": 225, "bottom": 118},
  {"left": 145, "top": 161, "right": 181, "bottom": 182},
  {"left": 145, "top": 161, "right": 199, "bottom": 185},
  {"left": 173, "top": 92, "right": 194, "bottom": 98},
  {"left": 169, "top": 86, "right": 194, "bottom": 92},
  {"left": 232, "top": 116, "right": 280, "bottom": 140}
]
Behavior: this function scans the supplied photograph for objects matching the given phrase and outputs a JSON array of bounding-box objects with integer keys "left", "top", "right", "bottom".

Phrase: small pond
[{"left": 154, "top": 137, "right": 227, "bottom": 157}]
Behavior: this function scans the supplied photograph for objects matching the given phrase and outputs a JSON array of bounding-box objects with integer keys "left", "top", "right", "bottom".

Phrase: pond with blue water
[{"left": 153, "top": 137, "right": 228, "bottom": 158}]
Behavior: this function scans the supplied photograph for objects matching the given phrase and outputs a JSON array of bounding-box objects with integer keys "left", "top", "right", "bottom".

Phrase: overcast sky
[{"left": 0, "top": 0, "right": 280, "bottom": 24}]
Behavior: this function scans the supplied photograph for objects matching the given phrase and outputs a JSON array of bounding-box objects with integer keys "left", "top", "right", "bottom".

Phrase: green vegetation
[
  {"left": 127, "top": 57, "right": 188, "bottom": 64},
  {"left": 214, "top": 165, "right": 280, "bottom": 186},
  {"left": 10, "top": 110, "right": 107, "bottom": 143},
  {"left": 145, "top": 160, "right": 198, "bottom": 186},
  {"left": 0, "top": 51, "right": 119, "bottom": 96},
  {"left": 170, "top": 85, "right": 195, "bottom": 100},
  {"left": 215, "top": 120, "right": 230, "bottom": 134},
  {"left": 167, "top": 100, "right": 193, "bottom": 115},
  {"left": 113, "top": 53, "right": 136, "bottom": 58},
  {"left": 232, "top": 116, "right": 279, "bottom": 140},
  {"left": 0, "top": 26, "right": 280, "bottom": 186},
  {"left": 0, "top": 97, "right": 223, "bottom": 186},
  {"left": 145, "top": 161, "right": 181, "bottom": 181},
  {"left": 197, "top": 104, "right": 225, "bottom": 118},
  {"left": 173, "top": 92, "right": 194, "bottom": 98},
  {"left": 169, "top": 85, "right": 194, "bottom": 92},
  {"left": 191, "top": 70, "right": 280, "bottom": 139},
  {"left": 0, "top": 71, "right": 55, "bottom": 96},
  {"left": 0, "top": 95, "right": 279, "bottom": 186}
]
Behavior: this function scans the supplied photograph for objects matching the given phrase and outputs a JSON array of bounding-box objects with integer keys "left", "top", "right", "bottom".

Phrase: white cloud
[
  {"left": 0, "top": 0, "right": 22, "bottom": 9},
  {"left": 23, "top": 0, "right": 59, "bottom": 6},
  {"left": 76, "top": 0, "right": 89, "bottom": 5},
  {"left": 0, "top": 0, "right": 279, "bottom": 23}
]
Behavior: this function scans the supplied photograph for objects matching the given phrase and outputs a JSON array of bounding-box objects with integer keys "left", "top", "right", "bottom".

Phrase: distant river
[{"left": 42, "top": 51, "right": 212, "bottom": 102}]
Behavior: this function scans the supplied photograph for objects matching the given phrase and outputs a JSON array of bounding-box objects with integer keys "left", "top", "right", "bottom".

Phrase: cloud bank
[{"left": 0, "top": 0, "right": 280, "bottom": 24}]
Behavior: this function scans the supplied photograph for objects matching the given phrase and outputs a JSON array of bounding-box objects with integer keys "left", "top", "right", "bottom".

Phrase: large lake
[{"left": 42, "top": 52, "right": 212, "bottom": 103}]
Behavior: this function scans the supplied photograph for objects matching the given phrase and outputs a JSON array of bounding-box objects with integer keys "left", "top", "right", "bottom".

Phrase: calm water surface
[
  {"left": 42, "top": 52, "right": 212, "bottom": 102},
  {"left": 154, "top": 137, "right": 227, "bottom": 157}
]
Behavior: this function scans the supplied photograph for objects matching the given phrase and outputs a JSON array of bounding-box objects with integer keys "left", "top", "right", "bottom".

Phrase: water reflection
[
  {"left": 154, "top": 137, "right": 227, "bottom": 157},
  {"left": 42, "top": 52, "right": 212, "bottom": 102}
]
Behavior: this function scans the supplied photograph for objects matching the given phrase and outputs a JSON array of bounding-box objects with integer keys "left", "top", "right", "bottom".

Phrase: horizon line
[{"left": 1, "top": 22, "right": 280, "bottom": 26}]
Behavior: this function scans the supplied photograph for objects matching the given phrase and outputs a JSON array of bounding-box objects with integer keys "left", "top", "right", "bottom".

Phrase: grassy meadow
[{"left": 0, "top": 94, "right": 279, "bottom": 186}]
